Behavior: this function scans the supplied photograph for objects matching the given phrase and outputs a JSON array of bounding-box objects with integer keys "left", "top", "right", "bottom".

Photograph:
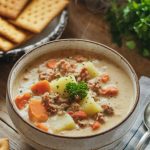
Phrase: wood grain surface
[{"left": 0, "top": 1, "right": 149, "bottom": 149}]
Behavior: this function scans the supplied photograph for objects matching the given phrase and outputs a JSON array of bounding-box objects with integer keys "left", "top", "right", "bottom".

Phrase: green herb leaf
[
  {"left": 126, "top": 40, "right": 136, "bottom": 49},
  {"left": 143, "top": 49, "right": 150, "bottom": 57},
  {"left": 106, "top": 0, "right": 150, "bottom": 57},
  {"left": 65, "top": 82, "right": 88, "bottom": 101}
]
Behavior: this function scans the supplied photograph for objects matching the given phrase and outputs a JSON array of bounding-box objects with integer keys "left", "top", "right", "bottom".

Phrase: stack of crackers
[
  {"left": 0, "top": 0, "right": 70, "bottom": 52},
  {"left": 0, "top": 138, "right": 9, "bottom": 150}
]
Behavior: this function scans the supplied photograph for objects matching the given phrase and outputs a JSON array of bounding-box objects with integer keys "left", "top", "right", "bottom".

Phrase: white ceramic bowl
[{"left": 6, "top": 39, "right": 140, "bottom": 150}]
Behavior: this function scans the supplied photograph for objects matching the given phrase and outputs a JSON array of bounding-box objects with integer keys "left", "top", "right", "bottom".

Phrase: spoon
[{"left": 136, "top": 103, "right": 150, "bottom": 150}]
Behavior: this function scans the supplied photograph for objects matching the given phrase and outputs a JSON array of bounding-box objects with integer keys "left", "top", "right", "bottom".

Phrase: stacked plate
[
  {"left": 0, "top": 11, "right": 68, "bottom": 61},
  {"left": 0, "top": 0, "right": 69, "bottom": 61}
]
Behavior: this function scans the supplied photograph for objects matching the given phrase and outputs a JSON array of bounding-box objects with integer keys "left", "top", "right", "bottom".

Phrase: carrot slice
[
  {"left": 72, "top": 111, "right": 87, "bottom": 119},
  {"left": 35, "top": 123, "right": 48, "bottom": 132},
  {"left": 15, "top": 93, "right": 31, "bottom": 110},
  {"left": 67, "top": 111, "right": 74, "bottom": 116},
  {"left": 99, "top": 87, "right": 118, "bottom": 96},
  {"left": 31, "top": 80, "right": 50, "bottom": 95},
  {"left": 91, "top": 121, "right": 100, "bottom": 130},
  {"left": 47, "top": 59, "right": 57, "bottom": 69},
  {"left": 101, "top": 74, "right": 109, "bottom": 83},
  {"left": 28, "top": 100, "right": 48, "bottom": 122}
]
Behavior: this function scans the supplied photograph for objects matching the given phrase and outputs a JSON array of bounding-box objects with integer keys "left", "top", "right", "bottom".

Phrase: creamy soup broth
[{"left": 13, "top": 50, "right": 134, "bottom": 137}]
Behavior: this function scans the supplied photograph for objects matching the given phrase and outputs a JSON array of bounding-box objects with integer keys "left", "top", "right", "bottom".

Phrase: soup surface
[{"left": 13, "top": 52, "right": 134, "bottom": 137}]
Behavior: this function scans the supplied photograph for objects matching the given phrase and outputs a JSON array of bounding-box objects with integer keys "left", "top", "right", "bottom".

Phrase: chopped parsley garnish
[
  {"left": 106, "top": 0, "right": 150, "bottom": 57},
  {"left": 65, "top": 82, "right": 88, "bottom": 101}
]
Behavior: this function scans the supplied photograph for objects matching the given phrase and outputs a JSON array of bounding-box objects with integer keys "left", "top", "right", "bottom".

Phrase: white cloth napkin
[{"left": 114, "top": 76, "right": 150, "bottom": 150}]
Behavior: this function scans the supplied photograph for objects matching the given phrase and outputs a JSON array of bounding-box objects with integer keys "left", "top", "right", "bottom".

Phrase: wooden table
[{"left": 0, "top": 1, "right": 150, "bottom": 149}]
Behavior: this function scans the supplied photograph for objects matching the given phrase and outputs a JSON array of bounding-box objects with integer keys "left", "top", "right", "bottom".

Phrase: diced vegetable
[
  {"left": 101, "top": 74, "right": 109, "bottom": 83},
  {"left": 67, "top": 111, "right": 74, "bottom": 116},
  {"left": 50, "top": 75, "right": 76, "bottom": 95},
  {"left": 80, "top": 93, "right": 102, "bottom": 116},
  {"left": 47, "top": 59, "right": 57, "bottom": 69},
  {"left": 71, "top": 111, "right": 87, "bottom": 120},
  {"left": 31, "top": 80, "right": 50, "bottom": 95},
  {"left": 83, "top": 61, "right": 99, "bottom": 78},
  {"left": 99, "top": 87, "right": 118, "bottom": 96},
  {"left": 15, "top": 93, "right": 31, "bottom": 109},
  {"left": 28, "top": 100, "right": 48, "bottom": 122},
  {"left": 49, "top": 113, "right": 76, "bottom": 133},
  {"left": 35, "top": 123, "right": 48, "bottom": 132},
  {"left": 91, "top": 121, "right": 100, "bottom": 130}
]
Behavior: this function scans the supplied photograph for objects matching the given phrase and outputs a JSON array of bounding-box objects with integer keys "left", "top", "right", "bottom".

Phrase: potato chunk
[
  {"left": 80, "top": 94, "right": 102, "bottom": 116},
  {"left": 49, "top": 113, "right": 76, "bottom": 133},
  {"left": 50, "top": 75, "right": 77, "bottom": 95},
  {"left": 83, "top": 61, "right": 99, "bottom": 78}
]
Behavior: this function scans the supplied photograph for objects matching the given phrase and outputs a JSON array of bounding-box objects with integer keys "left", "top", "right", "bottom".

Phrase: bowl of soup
[{"left": 6, "top": 39, "right": 139, "bottom": 150}]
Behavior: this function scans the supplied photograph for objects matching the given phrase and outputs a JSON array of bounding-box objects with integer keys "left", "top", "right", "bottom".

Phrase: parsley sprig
[
  {"left": 107, "top": 0, "right": 150, "bottom": 57},
  {"left": 65, "top": 82, "right": 88, "bottom": 101}
]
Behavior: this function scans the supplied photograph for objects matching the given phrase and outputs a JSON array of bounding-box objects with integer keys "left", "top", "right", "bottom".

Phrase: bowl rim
[{"left": 7, "top": 39, "right": 140, "bottom": 139}]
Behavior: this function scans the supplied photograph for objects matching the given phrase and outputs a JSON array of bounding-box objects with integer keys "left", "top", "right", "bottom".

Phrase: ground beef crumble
[
  {"left": 67, "top": 102, "right": 81, "bottom": 112},
  {"left": 57, "top": 59, "right": 76, "bottom": 75},
  {"left": 72, "top": 55, "right": 87, "bottom": 62},
  {"left": 93, "top": 112, "right": 105, "bottom": 123},
  {"left": 39, "top": 69, "right": 61, "bottom": 81},
  {"left": 42, "top": 92, "right": 69, "bottom": 115},
  {"left": 102, "top": 105, "right": 114, "bottom": 116},
  {"left": 59, "top": 103, "right": 69, "bottom": 111},
  {"left": 76, "top": 68, "right": 90, "bottom": 82},
  {"left": 43, "top": 101, "right": 58, "bottom": 115},
  {"left": 39, "top": 59, "right": 77, "bottom": 81},
  {"left": 89, "top": 81, "right": 101, "bottom": 92}
]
